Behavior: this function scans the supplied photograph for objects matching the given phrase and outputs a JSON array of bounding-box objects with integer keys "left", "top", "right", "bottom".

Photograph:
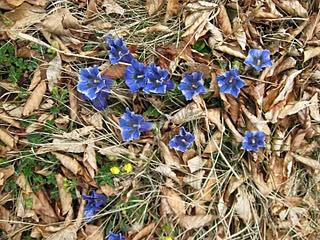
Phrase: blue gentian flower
[
  {"left": 105, "top": 35, "right": 134, "bottom": 64},
  {"left": 178, "top": 72, "right": 207, "bottom": 100},
  {"left": 169, "top": 127, "right": 195, "bottom": 152},
  {"left": 77, "top": 66, "right": 113, "bottom": 100},
  {"left": 107, "top": 232, "right": 126, "bottom": 240},
  {"left": 241, "top": 131, "right": 265, "bottom": 152},
  {"left": 119, "top": 109, "right": 153, "bottom": 141},
  {"left": 216, "top": 69, "right": 245, "bottom": 97},
  {"left": 244, "top": 49, "right": 272, "bottom": 72},
  {"left": 124, "top": 59, "right": 147, "bottom": 93},
  {"left": 143, "top": 64, "right": 174, "bottom": 94},
  {"left": 83, "top": 190, "right": 108, "bottom": 221},
  {"left": 82, "top": 89, "right": 109, "bottom": 111}
]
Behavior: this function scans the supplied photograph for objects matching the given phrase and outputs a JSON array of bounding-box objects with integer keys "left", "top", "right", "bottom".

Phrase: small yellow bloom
[
  {"left": 110, "top": 166, "right": 120, "bottom": 175},
  {"left": 123, "top": 163, "right": 133, "bottom": 173},
  {"left": 164, "top": 237, "right": 173, "bottom": 240}
]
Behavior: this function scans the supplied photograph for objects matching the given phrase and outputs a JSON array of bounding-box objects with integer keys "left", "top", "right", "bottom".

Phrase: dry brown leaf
[
  {"left": 47, "top": 225, "right": 78, "bottom": 240},
  {"left": 28, "top": 67, "right": 42, "bottom": 91},
  {"left": 23, "top": 80, "right": 46, "bottom": 116},
  {"left": 161, "top": 187, "right": 185, "bottom": 216},
  {"left": 86, "top": 0, "right": 98, "bottom": 18},
  {"left": 56, "top": 174, "right": 73, "bottom": 216},
  {"left": 207, "top": 22, "right": 223, "bottom": 48},
  {"left": 309, "top": 93, "right": 320, "bottom": 121},
  {"left": 234, "top": 186, "right": 253, "bottom": 222},
  {"left": 251, "top": 162, "right": 272, "bottom": 197},
  {"left": 233, "top": 18, "right": 246, "bottom": 50},
  {"left": 178, "top": 214, "right": 215, "bottom": 230},
  {"left": 187, "top": 156, "right": 203, "bottom": 173},
  {"left": 204, "top": 131, "right": 222, "bottom": 154},
  {"left": 0, "top": 110, "right": 21, "bottom": 128},
  {"left": 0, "top": 205, "right": 11, "bottom": 233},
  {"left": 62, "top": 126, "right": 95, "bottom": 140},
  {"left": 197, "top": 177, "right": 216, "bottom": 202},
  {"left": 6, "top": 0, "right": 25, "bottom": 7},
  {"left": 0, "top": 165, "right": 14, "bottom": 187},
  {"left": 182, "top": 11, "right": 211, "bottom": 40},
  {"left": 132, "top": 222, "right": 156, "bottom": 240},
  {"left": 102, "top": 64, "right": 126, "bottom": 80},
  {"left": 83, "top": 225, "right": 104, "bottom": 240},
  {"left": 100, "top": 184, "right": 115, "bottom": 196},
  {"left": 224, "top": 176, "right": 245, "bottom": 202},
  {"left": 37, "top": 138, "right": 85, "bottom": 154},
  {"left": 0, "top": 128, "right": 15, "bottom": 148},
  {"left": 241, "top": 106, "right": 271, "bottom": 135},
  {"left": 88, "top": 112, "right": 104, "bottom": 130},
  {"left": 290, "top": 152, "right": 320, "bottom": 170},
  {"left": 83, "top": 142, "right": 97, "bottom": 178},
  {"left": 53, "top": 152, "right": 81, "bottom": 175},
  {"left": 207, "top": 108, "right": 224, "bottom": 132},
  {"left": 273, "top": 0, "right": 308, "bottom": 17},
  {"left": 214, "top": 45, "right": 246, "bottom": 59},
  {"left": 138, "top": 23, "right": 171, "bottom": 33},
  {"left": 183, "top": 170, "right": 204, "bottom": 190},
  {"left": 278, "top": 100, "right": 314, "bottom": 119},
  {"left": 33, "top": 190, "right": 58, "bottom": 222},
  {"left": 47, "top": 54, "right": 62, "bottom": 92},
  {"left": 165, "top": 0, "right": 180, "bottom": 21},
  {"left": 171, "top": 102, "right": 204, "bottom": 125},
  {"left": 146, "top": 0, "right": 164, "bottom": 16},
  {"left": 224, "top": 115, "right": 243, "bottom": 142},
  {"left": 155, "top": 165, "right": 180, "bottom": 184},
  {"left": 159, "top": 141, "right": 181, "bottom": 167},
  {"left": 102, "top": 0, "right": 125, "bottom": 15},
  {"left": 304, "top": 47, "right": 320, "bottom": 62},
  {"left": 217, "top": 4, "right": 232, "bottom": 35},
  {"left": 68, "top": 83, "right": 78, "bottom": 121}
]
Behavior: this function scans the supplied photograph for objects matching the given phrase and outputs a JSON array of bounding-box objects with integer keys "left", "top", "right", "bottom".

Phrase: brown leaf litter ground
[{"left": 0, "top": 0, "right": 320, "bottom": 239}]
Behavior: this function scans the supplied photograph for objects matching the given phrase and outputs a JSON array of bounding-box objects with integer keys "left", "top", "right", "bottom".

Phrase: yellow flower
[
  {"left": 163, "top": 237, "right": 173, "bottom": 240},
  {"left": 123, "top": 163, "right": 133, "bottom": 173},
  {"left": 110, "top": 166, "right": 120, "bottom": 175}
]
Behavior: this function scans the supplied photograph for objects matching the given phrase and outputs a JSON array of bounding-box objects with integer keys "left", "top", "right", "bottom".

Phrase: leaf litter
[{"left": 0, "top": 0, "right": 319, "bottom": 239}]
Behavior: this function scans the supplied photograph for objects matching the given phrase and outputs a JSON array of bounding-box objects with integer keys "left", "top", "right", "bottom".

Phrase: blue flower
[
  {"left": 107, "top": 232, "right": 126, "bottom": 240},
  {"left": 105, "top": 35, "right": 134, "bottom": 64},
  {"left": 244, "top": 49, "right": 272, "bottom": 72},
  {"left": 143, "top": 64, "right": 174, "bottom": 94},
  {"left": 83, "top": 190, "right": 108, "bottom": 221},
  {"left": 241, "top": 131, "right": 265, "bottom": 152},
  {"left": 77, "top": 66, "right": 113, "bottom": 100},
  {"left": 216, "top": 69, "right": 245, "bottom": 97},
  {"left": 169, "top": 127, "right": 195, "bottom": 152},
  {"left": 82, "top": 89, "right": 109, "bottom": 111},
  {"left": 119, "top": 109, "right": 153, "bottom": 141},
  {"left": 124, "top": 59, "right": 147, "bottom": 93},
  {"left": 178, "top": 72, "right": 207, "bottom": 100}
]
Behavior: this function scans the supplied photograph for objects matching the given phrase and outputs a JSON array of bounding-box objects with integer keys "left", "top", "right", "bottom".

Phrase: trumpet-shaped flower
[
  {"left": 143, "top": 64, "right": 174, "bottom": 94},
  {"left": 77, "top": 66, "right": 113, "bottom": 100},
  {"left": 169, "top": 127, "right": 195, "bottom": 152},
  {"left": 119, "top": 109, "right": 152, "bottom": 141},
  {"left": 107, "top": 232, "right": 126, "bottom": 240},
  {"left": 216, "top": 69, "right": 245, "bottom": 97},
  {"left": 178, "top": 71, "right": 207, "bottom": 100},
  {"left": 244, "top": 49, "right": 272, "bottom": 72},
  {"left": 83, "top": 190, "right": 107, "bottom": 221},
  {"left": 241, "top": 131, "right": 265, "bottom": 152},
  {"left": 105, "top": 35, "right": 134, "bottom": 64},
  {"left": 124, "top": 59, "right": 147, "bottom": 92}
]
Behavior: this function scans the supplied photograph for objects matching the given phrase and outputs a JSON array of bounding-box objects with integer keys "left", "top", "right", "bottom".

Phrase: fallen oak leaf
[{"left": 23, "top": 80, "right": 47, "bottom": 116}]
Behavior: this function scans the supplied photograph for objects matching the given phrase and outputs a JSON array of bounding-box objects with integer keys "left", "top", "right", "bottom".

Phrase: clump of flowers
[
  {"left": 105, "top": 35, "right": 134, "bottom": 64},
  {"left": 107, "top": 232, "right": 126, "bottom": 240},
  {"left": 216, "top": 68, "right": 245, "bottom": 97},
  {"left": 77, "top": 66, "right": 113, "bottom": 110},
  {"left": 178, "top": 71, "right": 207, "bottom": 100},
  {"left": 144, "top": 64, "right": 174, "bottom": 94},
  {"left": 83, "top": 190, "right": 108, "bottom": 221},
  {"left": 241, "top": 131, "right": 265, "bottom": 152},
  {"left": 244, "top": 49, "right": 272, "bottom": 72},
  {"left": 119, "top": 109, "right": 153, "bottom": 141},
  {"left": 124, "top": 59, "right": 147, "bottom": 93},
  {"left": 169, "top": 127, "right": 195, "bottom": 152},
  {"left": 110, "top": 166, "right": 120, "bottom": 175}
]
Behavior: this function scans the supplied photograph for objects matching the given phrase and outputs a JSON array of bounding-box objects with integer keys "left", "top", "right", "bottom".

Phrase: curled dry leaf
[
  {"left": 161, "top": 186, "right": 186, "bottom": 216},
  {"left": 62, "top": 126, "right": 95, "bottom": 140},
  {"left": 217, "top": 4, "right": 232, "bottom": 35},
  {"left": 47, "top": 225, "right": 78, "bottom": 240},
  {"left": 83, "top": 224, "right": 104, "bottom": 240},
  {"left": 309, "top": 93, "right": 320, "bottom": 121},
  {"left": 290, "top": 152, "right": 320, "bottom": 170},
  {"left": 183, "top": 170, "right": 205, "bottom": 190},
  {"left": 207, "top": 22, "right": 223, "bottom": 48},
  {"left": 171, "top": 102, "right": 205, "bottom": 125},
  {"left": 234, "top": 186, "right": 254, "bottom": 222},
  {"left": 0, "top": 165, "right": 14, "bottom": 187},
  {"left": 304, "top": 47, "right": 320, "bottom": 62},
  {"left": 159, "top": 141, "right": 181, "bottom": 167},
  {"left": 182, "top": 10, "right": 212, "bottom": 40},
  {"left": 23, "top": 80, "right": 47, "bottom": 116},
  {"left": 273, "top": 0, "right": 308, "bottom": 17},
  {"left": 68, "top": 83, "right": 78, "bottom": 121},
  {"left": 0, "top": 110, "right": 21, "bottom": 128},
  {"left": 214, "top": 45, "right": 246, "bottom": 59},
  {"left": 83, "top": 142, "right": 97, "bottom": 178},
  {"left": 207, "top": 108, "right": 224, "bottom": 132},
  {"left": 47, "top": 54, "right": 62, "bottom": 92},
  {"left": 56, "top": 174, "right": 73, "bottom": 216},
  {"left": 187, "top": 156, "right": 204, "bottom": 173},
  {"left": 178, "top": 214, "right": 215, "bottom": 230},
  {"left": 146, "top": 0, "right": 164, "bottom": 16},
  {"left": 233, "top": 18, "right": 246, "bottom": 50},
  {"left": 37, "top": 138, "right": 85, "bottom": 154},
  {"left": 138, "top": 23, "right": 171, "bottom": 33},
  {"left": 165, "top": 0, "right": 180, "bottom": 21},
  {"left": 0, "top": 206, "right": 11, "bottom": 233},
  {"left": 0, "top": 128, "right": 16, "bottom": 148},
  {"left": 155, "top": 165, "right": 180, "bottom": 184},
  {"left": 204, "top": 131, "right": 222, "bottom": 154},
  {"left": 132, "top": 222, "right": 156, "bottom": 240},
  {"left": 102, "top": 0, "right": 125, "bottom": 15},
  {"left": 52, "top": 152, "right": 81, "bottom": 175},
  {"left": 241, "top": 106, "right": 271, "bottom": 135},
  {"left": 28, "top": 67, "right": 42, "bottom": 91},
  {"left": 278, "top": 100, "right": 314, "bottom": 119}
]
